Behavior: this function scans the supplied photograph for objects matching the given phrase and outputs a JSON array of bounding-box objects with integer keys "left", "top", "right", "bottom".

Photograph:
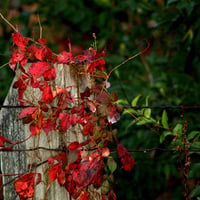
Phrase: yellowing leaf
[{"left": 107, "top": 157, "right": 117, "bottom": 174}]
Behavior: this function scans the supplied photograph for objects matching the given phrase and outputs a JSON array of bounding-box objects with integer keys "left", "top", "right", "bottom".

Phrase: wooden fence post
[{"left": 0, "top": 63, "right": 90, "bottom": 199}]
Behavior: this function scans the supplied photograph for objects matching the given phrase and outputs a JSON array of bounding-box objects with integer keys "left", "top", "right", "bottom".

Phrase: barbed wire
[
  {"left": 1, "top": 105, "right": 200, "bottom": 109},
  {"left": 0, "top": 147, "right": 200, "bottom": 153}
]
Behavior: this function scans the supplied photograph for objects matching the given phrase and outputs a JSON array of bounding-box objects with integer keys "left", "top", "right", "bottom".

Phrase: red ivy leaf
[
  {"left": 57, "top": 167, "right": 66, "bottom": 185},
  {"left": 96, "top": 58, "right": 105, "bottom": 71},
  {"left": 14, "top": 173, "right": 41, "bottom": 199},
  {"left": 65, "top": 175, "right": 81, "bottom": 199},
  {"left": 87, "top": 59, "right": 105, "bottom": 73},
  {"left": 107, "top": 105, "right": 120, "bottom": 124},
  {"left": 95, "top": 91, "right": 110, "bottom": 104},
  {"left": 13, "top": 75, "right": 29, "bottom": 105},
  {"left": 117, "top": 144, "right": 135, "bottom": 171},
  {"left": 49, "top": 163, "right": 60, "bottom": 183},
  {"left": 17, "top": 107, "right": 37, "bottom": 120},
  {"left": 117, "top": 144, "right": 126, "bottom": 158},
  {"left": 120, "top": 153, "right": 135, "bottom": 171},
  {"left": 57, "top": 51, "right": 73, "bottom": 64},
  {"left": 35, "top": 47, "right": 52, "bottom": 61},
  {"left": 75, "top": 55, "right": 88, "bottom": 63},
  {"left": 73, "top": 153, "right": 103, "bottom": 187},
  {"left": 68, "top": 140, "right": 89, "bottom": 151},
  {"left": 68, "top": 142, "right": 80, "bottom": 150},
  {"left": 38, "top": 38, "right": 47, "bottom": 46},
  {"left": 11, "top": 49, "right": 25, "bottom": 63},
  {"left": 100, "top": 47, "right": 106, "bottom": 57},
  {"left": 82, "top": 122, "right": 94, "bottom": 136},
  {"left": 70, "top": 115, "right": 77, "bottom": 126},
  {"left": 80, "top": 87, "right": 90, "bottom": 99},
  {"left": 87, "top": 62, "right": 97, "bottom": 73},
  {"left": 12, "top": 32, "right": 28, "bottom": 48},
  {"left": 30, "top": 120, "right": 41, "bottom": 135},
  {"left": 29, "top": 62, "right": 50, "bottom": 78},
  {"left": 59, "top": 113, "right": 71, "bottom": 132},
  {"left": 80, "top": 192, "right": 91, "bottom": 200},
  {"left": 0, "top": 136, "right": 13, "bottom": 149},
  {"left": 48, "top": 152, "right": 67, "bottom": 165},
  {"left": 43, "top": 67, "right": 56, "bottom": 81},
  {"left": 41, "top": 86, "right": 53, "bottom": 104},
  {"left": 42, "top": 119, "right": 55, "bottom": 135}
]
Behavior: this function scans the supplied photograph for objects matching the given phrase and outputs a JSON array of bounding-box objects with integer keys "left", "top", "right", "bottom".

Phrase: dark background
[{"left": 1, "top": 0, "right": 200, "bottom": 199}]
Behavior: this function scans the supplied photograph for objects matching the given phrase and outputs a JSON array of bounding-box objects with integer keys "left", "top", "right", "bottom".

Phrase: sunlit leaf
[
  {"left": 162, "top": 110, "right": 169, "bottom": 128},
  {"left": 131, "top": 95, "right": 141, "bottom": 107}
]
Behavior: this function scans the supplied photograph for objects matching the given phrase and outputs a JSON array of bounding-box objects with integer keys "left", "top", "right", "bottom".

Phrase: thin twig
[
  {"left": 37, "top": 13, "right": 42, "bottom": 38},
  {"left": 0, "top": 12, "right": 18, "bottom": 32},
  {"left": 0, "top": 62, "right": 10, "bottom": 70},
  {"left": 107, "top": 40, "right": 150, "bottom": 78}
]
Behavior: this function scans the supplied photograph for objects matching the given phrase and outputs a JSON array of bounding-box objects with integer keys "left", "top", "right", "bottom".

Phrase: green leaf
[
  {"left": 145, "top": 96, "right": 149, "bottom": 106},
  {"left": 160, "top": 131, "right": 171, "bottom": 143},
  {"left": 173, "top": 123, "right": 183, "bottom": 136},
  {"left": 188, "top": 163, "right": 200, "bottom": 179},
  {"left": 101, "top": 180, "right": 110, "bottom": 195},
  {"left": 187, "top": 131, "right": 200, "bottom": 141},
  {"left": 123, "top": 108, "right": 137, "bottom": 115},
  {"left": 191, "top": 142, "right": 200, "bottom": 150},
  {"left": 189, "top": 185, "right": 200, "bottom": 198},
  {"left": 116, "top": 99, "right": 128, "bottom": 105},
  {"left": 162, "top": 110, "right": 169, "bottom": 128},
  {"left": 144, "top": 108, "right": 151, "bottom": 118},
  {"left": 107, "top": 157, "right": 117, "bottom": 174},
  {"left": 131, "top": 95, "right": 141, "bottom": 107},
  {"left": 143, "top": 96, "right": 151, "bottom": 118},
  {"left": 136, "top": 116, "right": 152, "bottom": 125}
]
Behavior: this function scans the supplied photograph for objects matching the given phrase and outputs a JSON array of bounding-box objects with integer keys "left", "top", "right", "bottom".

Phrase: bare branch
[{"left": 0, "top": 12, "right": 18, "bottom": 32}]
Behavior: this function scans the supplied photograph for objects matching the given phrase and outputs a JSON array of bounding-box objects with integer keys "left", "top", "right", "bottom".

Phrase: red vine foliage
[{"left": 1, "top": 32, "right": 135, "bottom": 199}]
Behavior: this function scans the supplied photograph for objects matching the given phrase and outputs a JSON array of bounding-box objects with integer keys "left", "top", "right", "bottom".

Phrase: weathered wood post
[{"left": 0, "top": 63, "right": 90, "bottom": 199}]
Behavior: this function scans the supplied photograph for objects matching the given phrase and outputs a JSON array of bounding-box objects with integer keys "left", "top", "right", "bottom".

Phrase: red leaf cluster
[
  {"left": 80, "top": 192, "right": 91, "bottom": 200},
  {"left": 117, "top": 144, "right": 135, "bottom": 171},
  {"left": 14, "top": 173, "right": 41, "bottom": 200}
]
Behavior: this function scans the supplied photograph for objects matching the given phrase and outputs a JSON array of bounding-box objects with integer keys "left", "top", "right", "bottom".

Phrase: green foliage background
[{"left": 1, "top": 0, "right": 200, "bottom": 199}]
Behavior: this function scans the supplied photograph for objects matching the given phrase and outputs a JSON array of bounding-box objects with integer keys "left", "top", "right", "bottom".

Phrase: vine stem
[
  {"left": 0, "top": 62, "right": 10, "bottom": 70},
  {"left": 12, "top": 134, "right": 33, "bottom": 146},
  {"left": 0, "top": 12, "right": 18, "bottom": 32},
  {"left": 107, "top": 40, "right": 150, "bottom": 79}
]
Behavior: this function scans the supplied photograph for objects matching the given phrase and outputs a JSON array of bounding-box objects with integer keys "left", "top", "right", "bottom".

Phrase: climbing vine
[{"left": 0, "top": 31, "right": 135, "bottom": 200}]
